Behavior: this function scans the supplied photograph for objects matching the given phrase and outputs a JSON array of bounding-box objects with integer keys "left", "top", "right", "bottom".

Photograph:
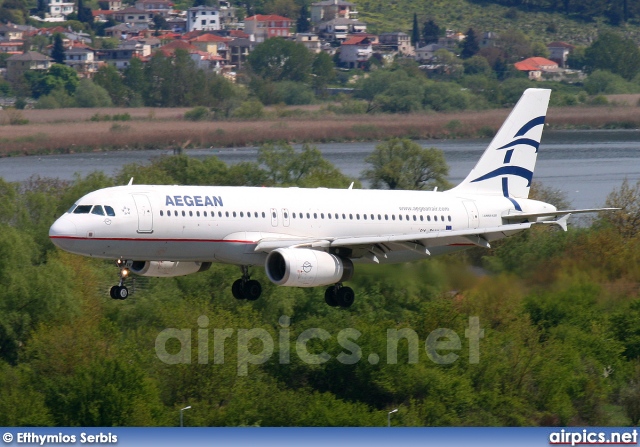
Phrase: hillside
[{"left": 354, "top": 0, "right": 640, "bottom": 46}]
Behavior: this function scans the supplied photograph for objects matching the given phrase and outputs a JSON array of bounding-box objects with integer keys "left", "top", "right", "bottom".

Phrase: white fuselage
[{"left": 49, "top": 184, "right": 554, "bottom": 266}]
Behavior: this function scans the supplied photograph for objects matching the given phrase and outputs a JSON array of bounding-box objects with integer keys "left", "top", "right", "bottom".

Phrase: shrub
[
  {"left": 232, "top": 100, "right": 264, "bottom": 119},
  {"left": 184, "top": 106, "right": 210, "bottom": 121}
]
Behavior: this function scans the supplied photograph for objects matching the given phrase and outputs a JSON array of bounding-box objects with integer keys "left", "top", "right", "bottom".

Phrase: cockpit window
[
  {"left": 105, "top": 206, "right": 115, "bottom": 217},
  {"left": 73, "top": 205, "right": 92, "bottom": 214},
  {"left": 67, "top": 204, "right": 77, "bottom": 213},
  {"left": 91, "top": 205, "right": 105, "bottom": 216}
]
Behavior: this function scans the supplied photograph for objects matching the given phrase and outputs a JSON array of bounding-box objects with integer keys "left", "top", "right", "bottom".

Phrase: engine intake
[
  {"left": 129, "top": 261, "right": 211, "bottom": 277},
  {"left": 265, "top": 248, "right": 353, "bottom": 287}
]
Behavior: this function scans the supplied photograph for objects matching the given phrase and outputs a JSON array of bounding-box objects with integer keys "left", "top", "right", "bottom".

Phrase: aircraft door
[
  {"left": 270, "top": 208, "right": 278, "bottom": 227},
  {"left": 132, "top": 194, "right": 153, "bottom": 233},
  {"left": 282, "top": 208, "right": 290, "bottom": 227},
  {"left": 462, "top": 200, "right": 479, "bottom": 229}
]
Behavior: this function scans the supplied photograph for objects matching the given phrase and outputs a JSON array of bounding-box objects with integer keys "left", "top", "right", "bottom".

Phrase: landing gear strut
[
  {"left": 232, "top": 266, "right": 262, "bottom": 301},
  {"left": 110, "top": 259, "right": 130, "bottom": 300},
  {"left": 325, "top": 283, "right": 355, "bottom": 308}
]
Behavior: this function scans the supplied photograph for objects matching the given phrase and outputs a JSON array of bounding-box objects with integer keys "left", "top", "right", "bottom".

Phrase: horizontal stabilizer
[{"left": 502, "top": 208, "right": 620, "bottom": 221}]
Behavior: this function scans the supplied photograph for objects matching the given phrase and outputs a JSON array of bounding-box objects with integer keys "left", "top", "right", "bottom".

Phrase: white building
[
  {"left": 310, "top": 0, "right": 358, "bottom": 24},
  {"left": 187, "top": 6, "right": 221, "bottom": 32},
  {"left": 46, "top": 0, "right": 75, "bottom": 20}
]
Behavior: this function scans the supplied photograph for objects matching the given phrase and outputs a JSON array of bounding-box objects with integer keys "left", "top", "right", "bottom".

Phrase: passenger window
[
  {"left": 349, "top": 214, "right": 353, "bottom": 220},
  {"left": 378, "top": 214, "right": 382, "bottom": 220},
  {"left": 160, "top": 210, "right": 164, "bottom": 217},
  {"left": 174, "top": 211, "right": 178, "bottom": 216},
  {"left": 448, "top": 216, "right": 452, "bottom": 221},
  {"left": 420, "top": 215, "right": 424, "bottom": 221},
  {"left": 356, "top": 214, "right": 360, "bottom": 220},
  {"left": 371, "top": 214, "right": 374, "bottom": 220},
  {"left": 385, "top": 214, "right": 388, "bottom": 220},
  {"left": 328, "top": 213, "right": 332, "bottom": 219},
  {"left": 335, "top": 213, "right": 339, "bottom": 219},
  {"left": 399, "top": 215, "right": 402, "bottom": 221},
  {"left": 314, "top": 213, "right": 317, "bottom": 219},
  {"left": 262, "top": 212, "right": 266, "bottom": 218},
  {"left": 233, "top": 212, "right": 237, "bottom": 218},
  {"left": 342, "top": 214, "right": 346, "bottom": 219},
  {"left": 406, "top": 215, "right": 410, "bottom": 221},
  {"left": 189, "top": 211, "right": 193, "bottom": 217},
  {"left": 240, "top": 212, "right": 244, "bottom": 217},
  {"left": 91, "top": 205, "right": 105, "bottom": 216},
  {"left": 413, "top": 215, "right": 416, "bottom": 221},
  {"left": 73, "top": 205, "right": 92, "bottom": 214},
  {"left": 427, "top": 216, "right": 431, "bottom": 221},
  {"left": 105, "top": 206, "right": 115, "bottom": 216},
  {"left": 392, "top": 215, "right": 396, "bottom": 221},
  {"left": 307, "top": 213, "right": 311, "bottom": 219},
  {"left": 218, "top": 211, "right": 222, "bottom": 217},
  {"left": 204, "top": 211, "right": 207, "bottom": 217},
  {"left": 363, "top": 214, "right": 367, "bottom": 220},
  {"left": 197, "top": 211, "right": 200, "bottom": 217}
]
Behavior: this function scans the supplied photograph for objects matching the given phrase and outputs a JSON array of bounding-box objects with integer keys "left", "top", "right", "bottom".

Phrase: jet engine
[
  {"left": 265, "top": 248, "right": 353, "bottom": 287},
  {"left": 129, "top": 261, "right": 212, "bottom": 277}
]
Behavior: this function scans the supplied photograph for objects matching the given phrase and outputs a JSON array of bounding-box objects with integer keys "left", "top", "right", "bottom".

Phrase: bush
[
  {"left": 584, "top": 70, "right": 640, "bottom": 95},
  {"left": 184, "top": 106, "right": 210, "bottom": 121},
  {"left": 232, "top": 100, "right": 264, "bottom": 119},
  {"left": 274, "top": 81, "right": 315, "bottom": 106},
  {"left": 74, "top": 79, "right": 112, "bottom": 108}
]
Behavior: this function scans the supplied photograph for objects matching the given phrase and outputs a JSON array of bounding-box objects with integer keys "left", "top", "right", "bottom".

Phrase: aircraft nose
[{"left": 49, "top": 217, "right": 77, "bottom": 246}]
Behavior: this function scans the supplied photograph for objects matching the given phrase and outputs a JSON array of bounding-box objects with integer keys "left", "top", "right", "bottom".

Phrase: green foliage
[
  {"left": 248, "top": 38, "right": 313, "bottom": 83},
  {"left": 184, "top": 106, "right": 211, "bottom": 122},
  {"left": 232, "top": 100, "right": 264, "bottom": 119},
  {"left": 74, "top": 79, "right": 113, "bottom": 108},
  {"left": 362, "top": 138, "right": 450, "bottom": 190},
  {"left": 584, "top": 70, "right": 640, "bottom": 95},
  {"left": 585, "top": 31, "right": 640, "bottom": 81}
]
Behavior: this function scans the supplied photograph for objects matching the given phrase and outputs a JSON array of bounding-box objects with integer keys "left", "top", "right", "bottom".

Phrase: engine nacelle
[
  {"left": 129, "top": 261, "right": 211, "bottom": 277},
  {"left": 265, "top": 248, "right": 354, "bottom": 287}
]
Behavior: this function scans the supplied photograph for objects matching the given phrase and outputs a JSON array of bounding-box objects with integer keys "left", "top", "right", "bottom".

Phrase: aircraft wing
[{"left": 254, "top": 219, "right": 568, "bottom": 256}]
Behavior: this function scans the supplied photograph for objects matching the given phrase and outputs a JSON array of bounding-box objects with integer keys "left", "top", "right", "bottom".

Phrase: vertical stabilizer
[{"left": 451, "top": 89, "right": 551, "bottom": 206}]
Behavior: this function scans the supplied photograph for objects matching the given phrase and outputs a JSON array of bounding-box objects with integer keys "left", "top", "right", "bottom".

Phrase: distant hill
[{"left": 354, "top": 0, "right": 640, "bottom": 46}]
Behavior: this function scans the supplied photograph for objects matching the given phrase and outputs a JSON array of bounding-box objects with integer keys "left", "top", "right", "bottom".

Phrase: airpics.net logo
[{"left": 154, "top": 316, "right": 484, "bottom": 376}]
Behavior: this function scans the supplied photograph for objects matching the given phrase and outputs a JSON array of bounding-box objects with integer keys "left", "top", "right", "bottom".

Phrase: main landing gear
[
  {"left": 232, "top": 266, "right": 262, "bottom": 301},
  {"left": 324, "top": 283, "right": 355, "bottom": 308},
  {"left": 110, "top": 259, "right": 130, "bottom": 300}
]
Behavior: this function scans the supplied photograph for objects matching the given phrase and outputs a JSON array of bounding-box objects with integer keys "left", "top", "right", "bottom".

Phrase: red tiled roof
[
  {"left": 514, "top": 57, "right": 558, "bottom": 71},
  {"left": 228, "top": 30, "right": 249, "bottom": 38},
  {"left": 245, "top": 14, "right": 291, "bottom": 22},
  {"left": 160, "top": 39, "right": 198, "bottom": 52},
  {"left": 93, "top": 9, "right": 115, "bottom": 16},
  {"left": 342, "top": 36, "right": 369, "bottom": 45},
  {"left": 189, "top": 33, "right": 231, "bottom": 43}
]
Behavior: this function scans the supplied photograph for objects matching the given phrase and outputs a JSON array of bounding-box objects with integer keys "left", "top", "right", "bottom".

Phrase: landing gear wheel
[
  {"left": 117, "top": 286, "right": 129, "bottom": 300},
  {"left": 336, "top": 286, "right": 355, "bottom": 308},
  {"left": 232, "top": 279, "right": 244, "bottom": 300},
  {"left": 110, "top": 285, "right": 128, "bottom": 300},
  {"left": 324, "top": 287, "right": 339, "bottom": 307},
  {"left": 243, "top": 280, "right": 262, "bottom": 301}
]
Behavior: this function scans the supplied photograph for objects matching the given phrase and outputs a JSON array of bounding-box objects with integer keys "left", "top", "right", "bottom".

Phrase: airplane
[{"left": 48, "top": 88, "right": 614, "bottom": 308}]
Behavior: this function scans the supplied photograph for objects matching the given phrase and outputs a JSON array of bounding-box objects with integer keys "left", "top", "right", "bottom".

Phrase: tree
[
  {"left": 51, "top": 33, "right": 65, "bottom": 65},
  {"left": 584, "top": 31, "right": 640, "bottom": 81},
  {"left": 311, "top": 51, "right": 335, "bottom": 93},
  {"left": 411, "top": 13, "right": 420, "bottom": 47},
  {"left": 248, "top": 38, "right": 312, "bottom": 82},
  {"left": 460, "top": 28, "right": 479, "bottom": 59},
  {"left": 94, "top": 64, "right": 130, "bottom": 106},
  {"left": 422, "top": 19, "right": 441, "bottom": 45},
  {"left": 74, "top": 78, "right": 112, "bottom": 107},
  {"left": 362, "top": 138, "right": 450, "bottom": 190},
  {"left": 153, "top": 14, "right": 169, "bottom": 35},
  {"left": 602, "top": 178, "right": 640, "bottom": 238},
  {"left": 296, "top": 3, "right": 310, "bottom": 33},
  {"left": 77, "top": 0, "right": 92, "bottom": 24}
]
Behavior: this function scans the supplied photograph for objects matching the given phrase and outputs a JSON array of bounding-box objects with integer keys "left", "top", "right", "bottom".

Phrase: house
[
  {"left": 98, "top": 0, "right": 123, "bottom": 10},
  {"left": 64, "top": 47, "right": 102, "bottom": 78},
  {"left": 104, "top": 23, "right": 150, "bottom": 39},
  {"left": 547, "top": 41, "right": 574, "bottom": 68},
  {"left": 186, "top": 6, "right": 221, "bottom": 32},
  {"left": 317, "top": 18, "right": 365, "bottom": 41},
  {"left": 243, "top": 14, "right": 292, "bottom": 42},
  {"left": 0, "top": 41, "right": 23, "bottom": 54},
  {"left": 190, "top": 50, "right": 225, "bottom": 72},
  {"left": 339, "top": 35, "right": 372, "bottom": 68},
  {"left": 6, "top": 51, "right": 53, "bottom": 82},
  {"left": 378, "top": 32, "right": 413, "bottom": 56},
  {"left": 135, "top": 0, "right": 172, "bottom": 17},
  {"left": 479, "top": 31, "right": 499, "bottom": 48},
  {"left": 295, "top": 33, "right": 321, "bottom": 53},
  {"left": 114, "top": 7, "right": 154, "bottom": 24},
  {"left": 158, "top": 39, "right": 198, "bottom": 56},
  {"left": 188, "top": 33, "right": 231, "bottom": 60},
  {"left": 217, "top": 1, "right": 238, "bottom": 28},
  {"left": 0, "top": 25, "right": 24, "bottom": 41},
  {"left": 45, "top": 0, "right": 75, "bottom": 20},
  {"left": 414, "top": 43, "right": 446, "bottom": 63},
  {"left": 514, "top": 57, "right": 559, "bottom": 80},
  {"left": 310, "top": 0, "right": 358, "bottom": 24},
  {"left": 98, "top": 41, "right": 150, "bottom": 68},
  {"left": 227, "top": 38, "right": 255, "bottom": 70}
]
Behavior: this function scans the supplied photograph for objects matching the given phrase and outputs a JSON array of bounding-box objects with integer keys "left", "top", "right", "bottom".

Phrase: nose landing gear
[{"left": 110, "top": 259, "right": 130, "bottom": 300}]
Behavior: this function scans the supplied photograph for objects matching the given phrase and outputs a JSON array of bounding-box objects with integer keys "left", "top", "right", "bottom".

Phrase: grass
[{"left": 0, "top": 104, "right": 640, "bottom": 157}]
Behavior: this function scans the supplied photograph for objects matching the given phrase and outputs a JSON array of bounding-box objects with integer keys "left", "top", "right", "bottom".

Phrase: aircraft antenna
[{"left": 128, "top": 177, "right": 134, "bottom": 186}]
